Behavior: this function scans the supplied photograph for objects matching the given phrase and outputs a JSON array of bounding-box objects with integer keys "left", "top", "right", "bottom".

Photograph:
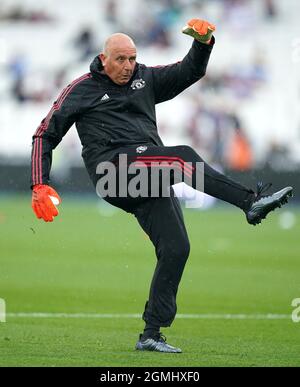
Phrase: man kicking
[{"left": 31, "top": 19, "right": 293, "bottom": 353}]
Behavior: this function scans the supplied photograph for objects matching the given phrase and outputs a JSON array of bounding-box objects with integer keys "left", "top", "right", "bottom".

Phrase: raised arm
[{"left": 151, "top": 19, "right": 215, "bottom": 104}]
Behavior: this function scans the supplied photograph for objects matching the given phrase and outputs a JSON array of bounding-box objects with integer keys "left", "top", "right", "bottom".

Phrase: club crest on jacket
[
  {"left": 136, "top": 145, "right": 148, "bottom": 153},
  {"left": 131, "top": 79, "right": 146, "bottom": 90}
]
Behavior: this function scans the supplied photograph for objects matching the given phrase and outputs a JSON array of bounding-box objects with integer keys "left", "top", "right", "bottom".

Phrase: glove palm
[{"left": 32, "top": 184, "right": 61, "bottom": 222}]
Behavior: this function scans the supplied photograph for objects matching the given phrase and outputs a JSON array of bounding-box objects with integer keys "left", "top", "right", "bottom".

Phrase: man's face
[{"left": 100, "top": 46, "right": 137, "bottom": 86}]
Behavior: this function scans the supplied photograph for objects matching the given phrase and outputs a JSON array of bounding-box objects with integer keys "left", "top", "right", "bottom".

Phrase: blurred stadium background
[
  {"left": 1, "top": 0, "right": 300, "bottom": 366},
  {"left": 0, "top": 0, "right": 300, "bottom": 194}
]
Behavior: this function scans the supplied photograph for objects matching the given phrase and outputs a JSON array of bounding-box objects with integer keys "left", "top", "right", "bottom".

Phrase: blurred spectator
[
  {"left": 187, "top": 104, "right": 227, "bottom": 165},
  {"left": 249, "top": 49, "right": 268, "bottom": 83},
  {"left": 74, "top": 28, "right": 97, "bottom": 62},
  {"left": 8, "top": 53, "right": 28, "bottom": 102},
  {"left": 187, "top": 103, "right": 253, "bottom": 171},
  {"left": 264, "top": 140, "right": 292, "bottom": 171},
  {"left": 0, "top": 5, "right": 54, "bottom": 23},
  {"left": 225, "top": 116, "right": 253, "bottom": 171},
  {"left": 146, "top": 0, "right": 182, "bottom": 47},
  {"left": 54, "top": 68, "right": 68, "bottom": 91},
  {"left": 8, "top": 53, "right": 60, "bottom": 103},
  {"left": 146, "top": 19, "right": 172, "bottom": 48},
  {"left": 264, "top": 0, "right": 278, "bottom": 19},
  {"left": 222, "top": 0, "right": 257, "bottom": 34},
  {"left": 105, "top": 0, "right": 118, "bottom": 25},
  {"left": 11, "top": 78, "right": 27, "bottom": 103},
  {"left": 200, "top": 49, "right": 267, "bottom": 99}
]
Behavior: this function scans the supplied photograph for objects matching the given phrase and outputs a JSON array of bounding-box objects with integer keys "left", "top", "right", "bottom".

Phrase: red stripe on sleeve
[{"left": 31, "top": 73, "right": 91, "bottom": 186}]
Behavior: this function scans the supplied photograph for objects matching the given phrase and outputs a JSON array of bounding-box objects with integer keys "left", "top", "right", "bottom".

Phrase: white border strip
[{"left": 6, "top": 313, "right": 291, "bottom": 320}]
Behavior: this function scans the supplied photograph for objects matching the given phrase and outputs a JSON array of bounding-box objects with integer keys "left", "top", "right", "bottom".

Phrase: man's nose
[{"left": 123, "top": 59, "right": 132, "bottom": 70}]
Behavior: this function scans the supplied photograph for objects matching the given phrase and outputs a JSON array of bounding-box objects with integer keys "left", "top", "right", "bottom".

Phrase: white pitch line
[{"left": 6, "top": 313, "right": 291, "bottom": 320}]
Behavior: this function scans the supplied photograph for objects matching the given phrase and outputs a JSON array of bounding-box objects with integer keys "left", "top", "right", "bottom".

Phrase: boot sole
[
  {"left": 135, "top": 341, "right": 182, "bottom": 353},
  {"left": 247, "top": 187, "right": 293, "bottom": 226}
]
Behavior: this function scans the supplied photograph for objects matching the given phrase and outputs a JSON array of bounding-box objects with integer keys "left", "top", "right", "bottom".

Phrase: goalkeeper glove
[
  {"left": 182, "top": 19, "right": 216, "bottom": 44},
  {"left": 32, "top": 184, "right": 61, "bottom": 222}
]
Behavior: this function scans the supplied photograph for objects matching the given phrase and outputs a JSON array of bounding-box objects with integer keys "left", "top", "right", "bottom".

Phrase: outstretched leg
[
  {"left": 118, "top": 144, "right": 254, "bottom": 209},
  {"left": 117, "top": 144, "right": 293, "bottom": 225}
]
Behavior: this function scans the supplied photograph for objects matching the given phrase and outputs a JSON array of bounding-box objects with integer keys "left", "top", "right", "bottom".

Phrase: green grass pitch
[{"left": 0, "top": 196, "right": 299, "bottom": 367}]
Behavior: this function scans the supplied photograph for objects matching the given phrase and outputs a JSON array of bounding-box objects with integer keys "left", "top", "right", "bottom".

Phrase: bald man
[
  {"left": 31, "top": 20, "right": 293, "bottom": 353},
  {"left": 100, "top": 33, "right": 137, "bottom": 86}
]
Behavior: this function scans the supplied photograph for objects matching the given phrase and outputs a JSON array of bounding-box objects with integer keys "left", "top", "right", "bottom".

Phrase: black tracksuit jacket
[{"left": 31, "top": 38, "right": 214, "bottom": 187}]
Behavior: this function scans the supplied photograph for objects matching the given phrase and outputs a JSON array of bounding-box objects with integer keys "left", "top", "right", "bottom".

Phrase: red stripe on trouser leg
[
  {"left": 133, "top": 161, "right": 192, "bottom": 178},
  {"left": 136, "top": 156, "right": 195, "bottom": 172},
  {"left": 134, "top": 159, "right": 193, "bottom": 177}
]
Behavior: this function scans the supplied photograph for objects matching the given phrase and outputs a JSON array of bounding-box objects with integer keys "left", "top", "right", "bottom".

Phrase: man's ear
[{"left": 99, "top": 53, "right": 106, "bottom": 67}]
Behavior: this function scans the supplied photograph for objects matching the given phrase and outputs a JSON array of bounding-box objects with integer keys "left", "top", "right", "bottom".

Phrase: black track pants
[{"left": 94, "top": 144, "right": 255, "bottom": 326}]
